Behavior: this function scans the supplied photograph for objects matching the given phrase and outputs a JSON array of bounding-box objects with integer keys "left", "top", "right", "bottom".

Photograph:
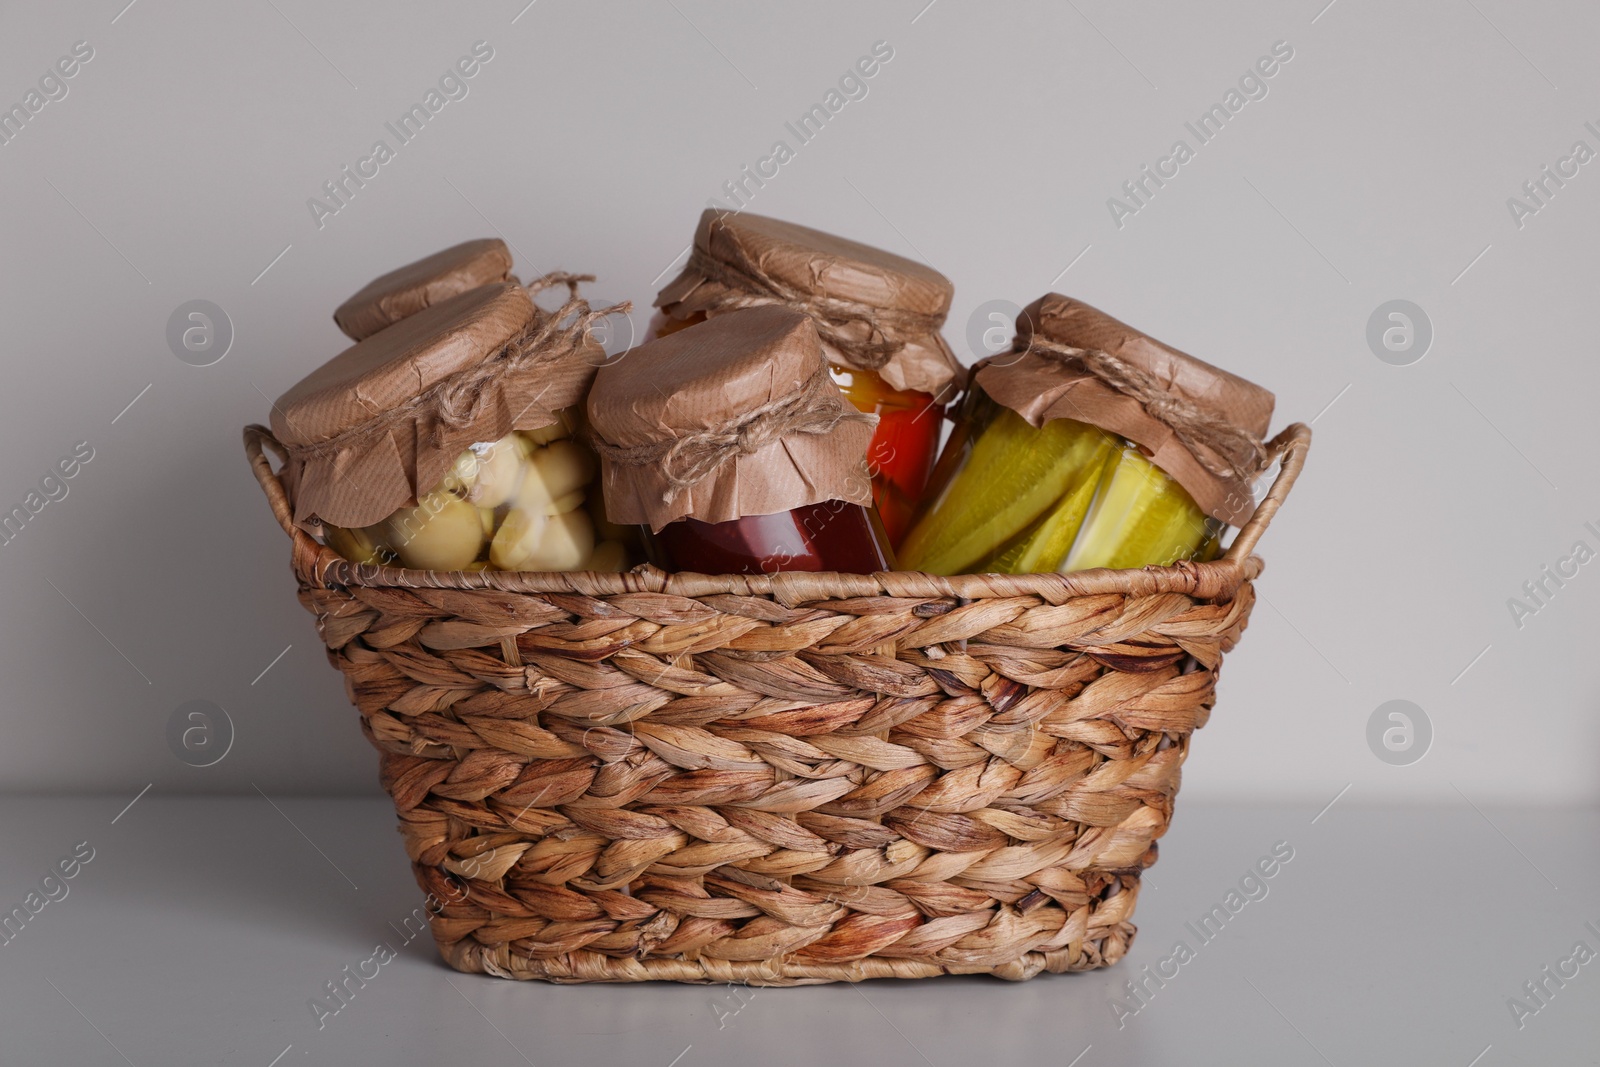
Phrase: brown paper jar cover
[
  {"left": 333, "top": 238, "right": 514, "bottom": 341},
  {"left": 587, "top": 305, "right": 877, "bottom": 532},
  {"left": 655, "top": 210, "right": 965, "bottom": 398},
  {"left": 272, "top": 280, "right": 602, "bottom": 531},
  {"left": 974, "top": 294, "right": 1276, "bottom": 526}
]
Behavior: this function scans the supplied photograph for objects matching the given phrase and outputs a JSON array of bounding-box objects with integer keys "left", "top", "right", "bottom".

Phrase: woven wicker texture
[{"left": 246, "top": 422, "right": 1309, "bottom": 985}]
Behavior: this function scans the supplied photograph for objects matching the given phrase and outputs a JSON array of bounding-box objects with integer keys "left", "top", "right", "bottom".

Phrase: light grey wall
[{"left": 0, "top": 0, "right": 1593, "bottom": 802}]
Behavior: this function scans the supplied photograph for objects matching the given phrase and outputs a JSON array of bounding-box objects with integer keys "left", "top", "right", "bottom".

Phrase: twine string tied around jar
[
  {"left": 284, "top": 272, "right": 629, "bottom": 462},
  {"left": 1018, "top": 335, "right": 1269, "bottom": 482},
  {"left": 590, "top": 363, "right": 877, "bottom": 503},
  {"left": 683, "top": 244, "right": 942, "bottom": 370}
]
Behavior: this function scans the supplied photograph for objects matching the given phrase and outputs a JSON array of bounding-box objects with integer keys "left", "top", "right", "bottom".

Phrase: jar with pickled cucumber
[
  {"left": 271, "top": 278, "right": 635, "bottom": 573},
  {"left": 899, "top": 294, "right": 1275, "bottom": 576},
  {"left": 650, "top": 210, "right": 965, "bottom": 547},
  {"left": 590, "top": 305, "right": 894, "bottom": 575}
]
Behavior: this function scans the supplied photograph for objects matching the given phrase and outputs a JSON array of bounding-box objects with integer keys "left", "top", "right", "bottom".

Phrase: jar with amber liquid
[
  {"left": 648, "top": 210, "right": 964, "bottom": 547},
  {"left": 589, "top": 305, "right": 894, "bottom": 575}
]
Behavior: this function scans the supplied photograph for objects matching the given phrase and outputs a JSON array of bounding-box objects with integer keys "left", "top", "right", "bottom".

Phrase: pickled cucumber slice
[
  {"left": 899, "top": 407, "right": 1114, "bottom": 576},
  {"left": 972, "top": 442, "right": 1114, "bottom": 573},
  {"left": 1062, "top": 447, "right": 1215, "bottom": 572}
]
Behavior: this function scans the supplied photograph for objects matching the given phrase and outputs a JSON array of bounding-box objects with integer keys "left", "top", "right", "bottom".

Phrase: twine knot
[
  {"left": 679, "top": 244, "right": 942, "bottom": 371},
  {"left": 285, "top": 272, "right": 629, "bottom": 462}
]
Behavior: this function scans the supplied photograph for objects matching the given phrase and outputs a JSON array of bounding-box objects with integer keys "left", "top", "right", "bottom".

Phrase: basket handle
[
  {"left": 1223, "top": 422, "right": 1312, "bottom": 564},
  {"left": 244, "top": 424, "right": 301, "bottom": 537},
  {"left": 246, "top": 423, "right": 351, "bottom": 583}
]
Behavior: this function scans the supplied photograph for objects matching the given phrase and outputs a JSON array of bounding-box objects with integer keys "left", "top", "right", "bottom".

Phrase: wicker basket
[{"left": 244, "top": 421, "right": 1310, "bottom": 985}]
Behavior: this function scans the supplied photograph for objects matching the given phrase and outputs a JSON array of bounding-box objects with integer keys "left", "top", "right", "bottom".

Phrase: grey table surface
[{"left": 0, "top": 796, "right": 1593, "bottom": 1067}]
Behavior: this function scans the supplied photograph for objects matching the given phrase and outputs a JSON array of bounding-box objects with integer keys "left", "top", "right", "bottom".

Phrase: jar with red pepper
[{"left": 648, "top": 211, "right": 964, "bottom": 546}]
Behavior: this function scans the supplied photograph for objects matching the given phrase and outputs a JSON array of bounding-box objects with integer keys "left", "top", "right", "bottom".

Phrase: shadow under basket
[{"left": 245, "top": 422, "right": 1310, "bottom": 985}]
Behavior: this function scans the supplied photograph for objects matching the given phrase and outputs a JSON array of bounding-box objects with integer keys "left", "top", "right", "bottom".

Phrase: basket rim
[{"left": 243, "top": 422, "right": 1309, "bottom": 604}]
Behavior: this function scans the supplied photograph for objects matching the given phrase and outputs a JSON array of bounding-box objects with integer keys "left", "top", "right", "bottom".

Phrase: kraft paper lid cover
[
  {"left": 655, "top": 210, "right": 965, "bottom": 398},
  {"left": 588, "top": 305, "right": 877, "bottom": 532},
  {"left": 273, "top": 281, "right": 602, "bottom": 530},
  {"left": 333, "top": 238, "right": 514, "bottom": 341},
  {"left": 974, "top": 294, "right": 1276, "bottom": 526}
]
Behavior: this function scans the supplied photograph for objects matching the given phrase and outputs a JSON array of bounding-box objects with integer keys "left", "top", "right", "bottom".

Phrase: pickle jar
[
  {"left": 271, "top": 279, "right": 632, "bottom": 573},
  {"left": 898, "top": 294, "right": 1276, "bottom": 576},
  {"left": 588, "top": 305, "right": 894, "bottom": 575},
  {"left": 647, "top": 210, "right": 965, "bottom": 547}
]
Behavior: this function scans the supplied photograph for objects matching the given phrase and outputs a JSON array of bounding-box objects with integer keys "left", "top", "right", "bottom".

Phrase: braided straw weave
[{"left": 245, "top": 422, "right": 1310, "bottom": 985}]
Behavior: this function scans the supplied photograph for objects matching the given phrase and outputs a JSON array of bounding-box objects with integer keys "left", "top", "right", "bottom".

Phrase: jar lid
[
  {"left": 273, "top": 279, "right": 604, "bottom": 530},
  {"left": 588, "top": 305, "right": 877, "bottom": 531},
  {"left": 655, "top": 210, "right": 965, "bottom": 398},
  {"left": 333, "top": 237, "right": 514, "bottom": 341},
  {"left": 975, "top": 294, "right": 1276, "bottom": 526}
]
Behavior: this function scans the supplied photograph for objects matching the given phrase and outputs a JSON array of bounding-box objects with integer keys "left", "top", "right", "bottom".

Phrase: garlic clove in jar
[
  {"left": 491, "top": 505, "right": 594, "bottom": 571},
  {"left": 441, "top": 448, "right": 479, "bottom": 497},
  {"left": 542, "top": 490, "right": 586, "bottom": 517},
  {"left": 386, "top": 491, "right": 487, "bottom": 571},
  {"left": 489, "top": 509, "right": 543, "bottom": 570},
  {"left": 324, "top": 523, "right": 392, "bottom": 566},
  {"left": 520, "top": 410, "right": 576, "bottom": 448},
  {"left": 461, "top": 437, "right": 523, "bottom": 508},
  {"left": 516, "top": 439, "right": 597, "bottom": 509},
  {"left": 584, "top": 540, "right": 629, "bottom": 573}
]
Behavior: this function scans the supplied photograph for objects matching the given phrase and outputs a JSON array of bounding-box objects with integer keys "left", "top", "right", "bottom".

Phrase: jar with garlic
[{"left": 271, "top": 278, "right": 634, "bottom": 573}]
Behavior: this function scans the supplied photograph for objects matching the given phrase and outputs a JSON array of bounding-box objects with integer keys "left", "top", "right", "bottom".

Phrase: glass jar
[
  {"left": 649, "top": 212, "right": 964, "bottom": 548},
  {"left": 591, "top": 305, "right": 895, "bottom": 576},
  {"left": 899, "top": 294, "right": 1271, "bottom": 576},
  {"left": 275, "top": 278, "right": 636, "bottom": 574}
]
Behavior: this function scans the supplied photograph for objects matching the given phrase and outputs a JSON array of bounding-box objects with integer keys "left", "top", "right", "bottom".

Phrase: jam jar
[{"left": 589, "top": 304, "right": 893, "bottom": 575}]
